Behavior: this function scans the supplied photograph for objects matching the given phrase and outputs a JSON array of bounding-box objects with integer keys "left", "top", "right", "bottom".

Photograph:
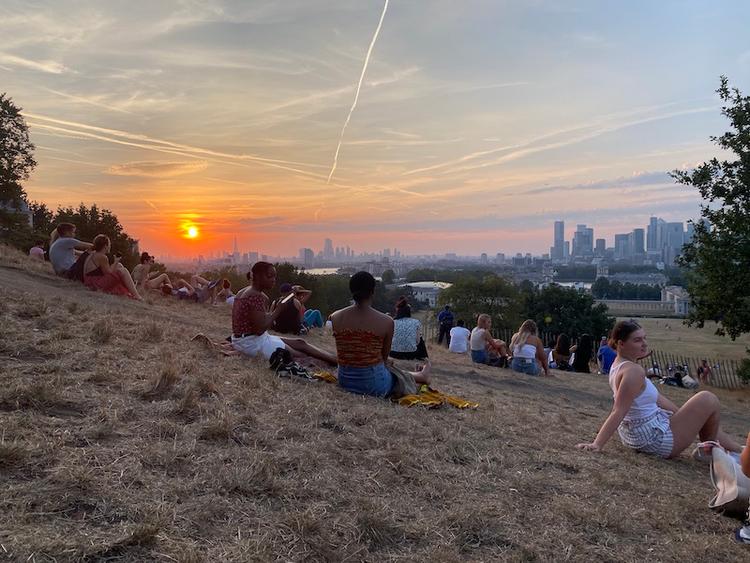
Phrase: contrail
[{"left": 326, "top": 0, "right": 389, "bottom": 184}]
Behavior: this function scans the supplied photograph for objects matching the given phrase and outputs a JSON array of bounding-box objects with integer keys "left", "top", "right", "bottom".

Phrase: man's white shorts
[{"left": 231, "top": 332, "right": 286, "bottom": 359}]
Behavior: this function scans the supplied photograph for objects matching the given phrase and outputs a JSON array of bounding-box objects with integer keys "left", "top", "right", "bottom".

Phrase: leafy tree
[
  {"left": 381, "top": 269, "right": 396, "bottom": 285},
  {"left": 0, "top": 93, "right": 36, "bottom": 205},
  {"left": 438, "top": 275, "right": 523, "bottom": 332},
  {"left": 54, "top": 203, "right": 139, "bottom": 268},
  {"left": 671, "top": 77, "right": 750, "bottom": 339},
  {"left": 523, "top": 284, "right": 614, "bottom": 340},
  {"left": 591, "top": 277, "right": 611, "bottom": 298},
  {"left": 0, "top": 94, "right": 37, "bottom": 247}
]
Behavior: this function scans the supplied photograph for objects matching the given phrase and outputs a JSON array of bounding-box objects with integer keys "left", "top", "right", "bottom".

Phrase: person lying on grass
[
  {"left": 330, "top": 271, "right": 430, "bottom": 398},
  {"left": 577, "top": 319, "right": 743, "bottom": 458},
  {"left": 229, "top": 261, "right": 337, "bottom": 365},
  {"left": 131, "top": 252, "right": 172, "bottom": 293}
]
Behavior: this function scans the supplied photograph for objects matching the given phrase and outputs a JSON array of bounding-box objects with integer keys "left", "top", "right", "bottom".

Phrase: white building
[
  {"left": 661, "top": 285, "right": 691, "bottom": 316},
  {"left": 400, "top": 281, "right": 452, "bottom": 307}
]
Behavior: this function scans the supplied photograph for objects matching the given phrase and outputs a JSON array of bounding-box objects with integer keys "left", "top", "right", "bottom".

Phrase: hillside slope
[{"left": 1, "top": 247, "right": 748, "bottom": 562}]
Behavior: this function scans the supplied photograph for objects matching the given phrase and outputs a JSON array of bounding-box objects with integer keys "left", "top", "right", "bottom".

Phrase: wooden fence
[
  {"left": 636, "top": 348, "right": 745, "bottom": 390},
  {"left": 423, "top": 320, "right": 747, "bottom": 390}
]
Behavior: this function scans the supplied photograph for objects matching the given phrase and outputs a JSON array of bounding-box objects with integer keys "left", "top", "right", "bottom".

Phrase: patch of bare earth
[{"left": 1, "top": 246, "right": 749, "bottom": 561}]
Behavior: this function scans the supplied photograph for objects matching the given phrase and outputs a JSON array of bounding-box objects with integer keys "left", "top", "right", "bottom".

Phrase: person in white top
[
  {"left": 509, "top": 319, "right": 549, "bottom": 376},
  {"left": 448, "top": 319, "right": 471, "bottom": 354},
  {"left": 576, "top": 320, "right": 743, "bottom": 458},
  {"left": 470, "top": 314, "right": 508, "bottom": 366}
]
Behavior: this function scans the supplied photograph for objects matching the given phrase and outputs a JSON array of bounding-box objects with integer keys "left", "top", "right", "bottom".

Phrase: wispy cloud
[
  {"left": 24, "top": 113, "right": 328, "bottom": 179},
  {"left": 0, "top": 52, "right": 69, "bottom": 74},
  {"left": 45, "top": 89, "right": 134, "bottom": 114},
  {"left": 403, "top": 103, "right": 716, "bottom": 178},
  {"left": 106, "top": 160, "right": 209, "bottom": 178}
]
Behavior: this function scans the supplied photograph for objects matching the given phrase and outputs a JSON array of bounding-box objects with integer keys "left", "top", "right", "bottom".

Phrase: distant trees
[
  {"left": 671, "top": 77, "right": 750, "bottom": 339},
  {"left": 381, "top": 269, "right": 396, "bottom": 285},
  {"left": 523, "top": 284, "right": 615, "bottom": 340},
  {"left": 438, "top": 275, "right": 523, "bottom": 331},
  {"left": 591, "top": 277, "right": 662, "bottom": 300}
]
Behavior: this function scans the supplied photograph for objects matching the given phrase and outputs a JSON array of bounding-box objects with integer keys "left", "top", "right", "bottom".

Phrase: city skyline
[{"left": 3, "top": 1, "right": 749, "bottom": 256}]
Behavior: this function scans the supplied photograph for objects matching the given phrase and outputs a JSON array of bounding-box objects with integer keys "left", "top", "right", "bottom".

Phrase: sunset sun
[{"left": 185, "top": 225, "right": 199, "bottom": 239}]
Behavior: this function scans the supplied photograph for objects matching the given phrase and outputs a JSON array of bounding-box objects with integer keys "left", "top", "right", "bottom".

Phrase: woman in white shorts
[{"left": 577, "top": 320, "right": 743, "bottom": 458}]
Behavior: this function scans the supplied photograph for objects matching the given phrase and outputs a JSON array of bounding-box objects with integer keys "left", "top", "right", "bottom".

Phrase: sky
[{"left": 2, "top": 0, "right": 749, "bottom": 258}]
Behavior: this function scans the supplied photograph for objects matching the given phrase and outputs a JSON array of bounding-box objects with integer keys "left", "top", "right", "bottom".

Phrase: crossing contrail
[{"left": 326, "top": 0, "right": 389, "bottom": 184}]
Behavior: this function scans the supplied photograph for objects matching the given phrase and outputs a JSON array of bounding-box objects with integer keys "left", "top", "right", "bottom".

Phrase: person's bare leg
[
  {"left": 281, "top": 337, "right": 337, "bottom": 366},
  {"left": 192, "top": 275, "right": 209, "bottom": 287},
  {"left": 115, "top": 263, "right": 143, "bottom": 300},
  {"left": 716, "top": 429, "right": 743, "bottom": 453},
  {"left": 146, "top": 273, "right": 171, "bottom": 289},
  {"left": 741, "top": 432, "right": 750, "bottom": 476},
  {"left": 668, "top": 391, "right": 721, "bottom": 457}
]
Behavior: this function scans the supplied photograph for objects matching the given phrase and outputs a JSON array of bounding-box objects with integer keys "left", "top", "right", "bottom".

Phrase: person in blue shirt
[
  {"left": 597, "top": 336, "right": 617, "bottom": 375},
  {"left": 437, "top": 305, "right": 454, "bottom": 346}
]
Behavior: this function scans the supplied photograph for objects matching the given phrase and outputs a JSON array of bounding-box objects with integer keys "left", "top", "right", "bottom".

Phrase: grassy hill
[{"left": 1, "top": 245, "right": 748, "bottom": 562}]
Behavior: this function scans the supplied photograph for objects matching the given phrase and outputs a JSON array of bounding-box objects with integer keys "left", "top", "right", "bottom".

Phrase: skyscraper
[
  {"left": 323, "top": 238, "right": 334, "bottom": 259},
  {"left": 572, "top": 224, "right": 594, "bottom": 257},
  {"left": 647, "top": 217, "right": 658, "bottom": 251},
  {"left": 551, "top": 220, "right": 565, "bottom": 260}
]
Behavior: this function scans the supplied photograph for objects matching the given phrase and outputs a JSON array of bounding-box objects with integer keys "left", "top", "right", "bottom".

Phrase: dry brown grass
[{"left": 1, "top": 244, "right": 749, "bottom": 561}]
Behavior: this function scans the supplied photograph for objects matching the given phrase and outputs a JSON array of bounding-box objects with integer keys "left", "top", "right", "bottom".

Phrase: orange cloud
[{"left": 105, "top": 160, "right": 208, "bottom": 177}]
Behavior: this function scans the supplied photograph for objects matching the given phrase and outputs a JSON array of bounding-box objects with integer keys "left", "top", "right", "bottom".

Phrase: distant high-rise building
[
  {"left": 572, "top": 224, "right": 594, "bottom": 257},
  {"left": 564, "top": 241, "right": 570, "bottom": 259},
  {"left": 614, "top": 234, "right": 629, "bottom": 259},
  {"left": 495, "top": 253, "right": 505, "bottom": 264},
  {"left": 323, "top": 238, "right": 334, "bottom": 259},
  {"left": 551, "top": 220, "right": 565, "bottom": 260},
  {"left": 300, "top": 248, "right": 314, "bottom": 268},
  {"left": 480, "top": 253, "right": 488, "bottom": 263},
  {"left": 629, "top": 228, "right": 645, "bottom": 256},
  {"left": 647, "top": 217, "right": 658, "bottom": 251},
  {"left": 595, "top": 238, "right": 606, "bottom": 256},
  {"left": 383, "top": 248, "right": 391, "bottom": 258},
  {"left": 248, "top": 252, "right": 259, "bottom": 264}
]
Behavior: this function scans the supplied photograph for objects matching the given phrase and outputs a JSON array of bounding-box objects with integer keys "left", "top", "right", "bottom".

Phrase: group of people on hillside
[{"left": 42, "top": 222, "right": 237, "bottom": 304}]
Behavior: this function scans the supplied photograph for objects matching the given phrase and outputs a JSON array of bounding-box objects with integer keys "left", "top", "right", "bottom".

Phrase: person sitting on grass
[
  {"left": 216, "top": 279, "right": 235, "bottom": 305},
  {"left": 470, "top": 314, "right": 508, "bottom": 367},
  {"left": 697, "top": 359, "right": 713, "bottom": 385},
  {"left": 29, "top": 240, "right": 45, "bottom": 261},
  {"left": 509, "top": 319, "right": 549, "bottom": 376},
  {"left": 272, "top": 283, "right": 305, "bottom": 334},
  {"left": 597, "top": 335, "right": 617, "bottom": 375},
  {"left": 295, "top": 286, "right": 324, "bottom": 329},
  {"left": 331, "top": 272, "right": 431, "bottom": 398},
  {"left": 48, "top": 223, "right": 92, "bottom": 279},
  {"left": 82, "top": 235, "right": 142, "bottom": 300},
  {"left": 576, "top": 320, "right": 744, "bottom": 459},
  {"left": 230, "top": 261, "right": 337, "bottom": 364},
  {"left": 448, "top": 319, "right": 471, "bottom": 354},
  {"left": 131, "top": 252, "right": 172, "bottom": 293},
  {"left": 549, "top": 333, "right": 574, "bottom": 371},
  {"left": 389, "top": 297, "right": 428, "bottom": 360},
  {"left": 572, "top": 333, "right": 593, "bottom": 373}
]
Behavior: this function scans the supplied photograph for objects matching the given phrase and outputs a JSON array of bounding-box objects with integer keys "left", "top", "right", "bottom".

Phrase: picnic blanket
[{"left": 313, "top": 371, "right": 478, "bottom": 409}]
